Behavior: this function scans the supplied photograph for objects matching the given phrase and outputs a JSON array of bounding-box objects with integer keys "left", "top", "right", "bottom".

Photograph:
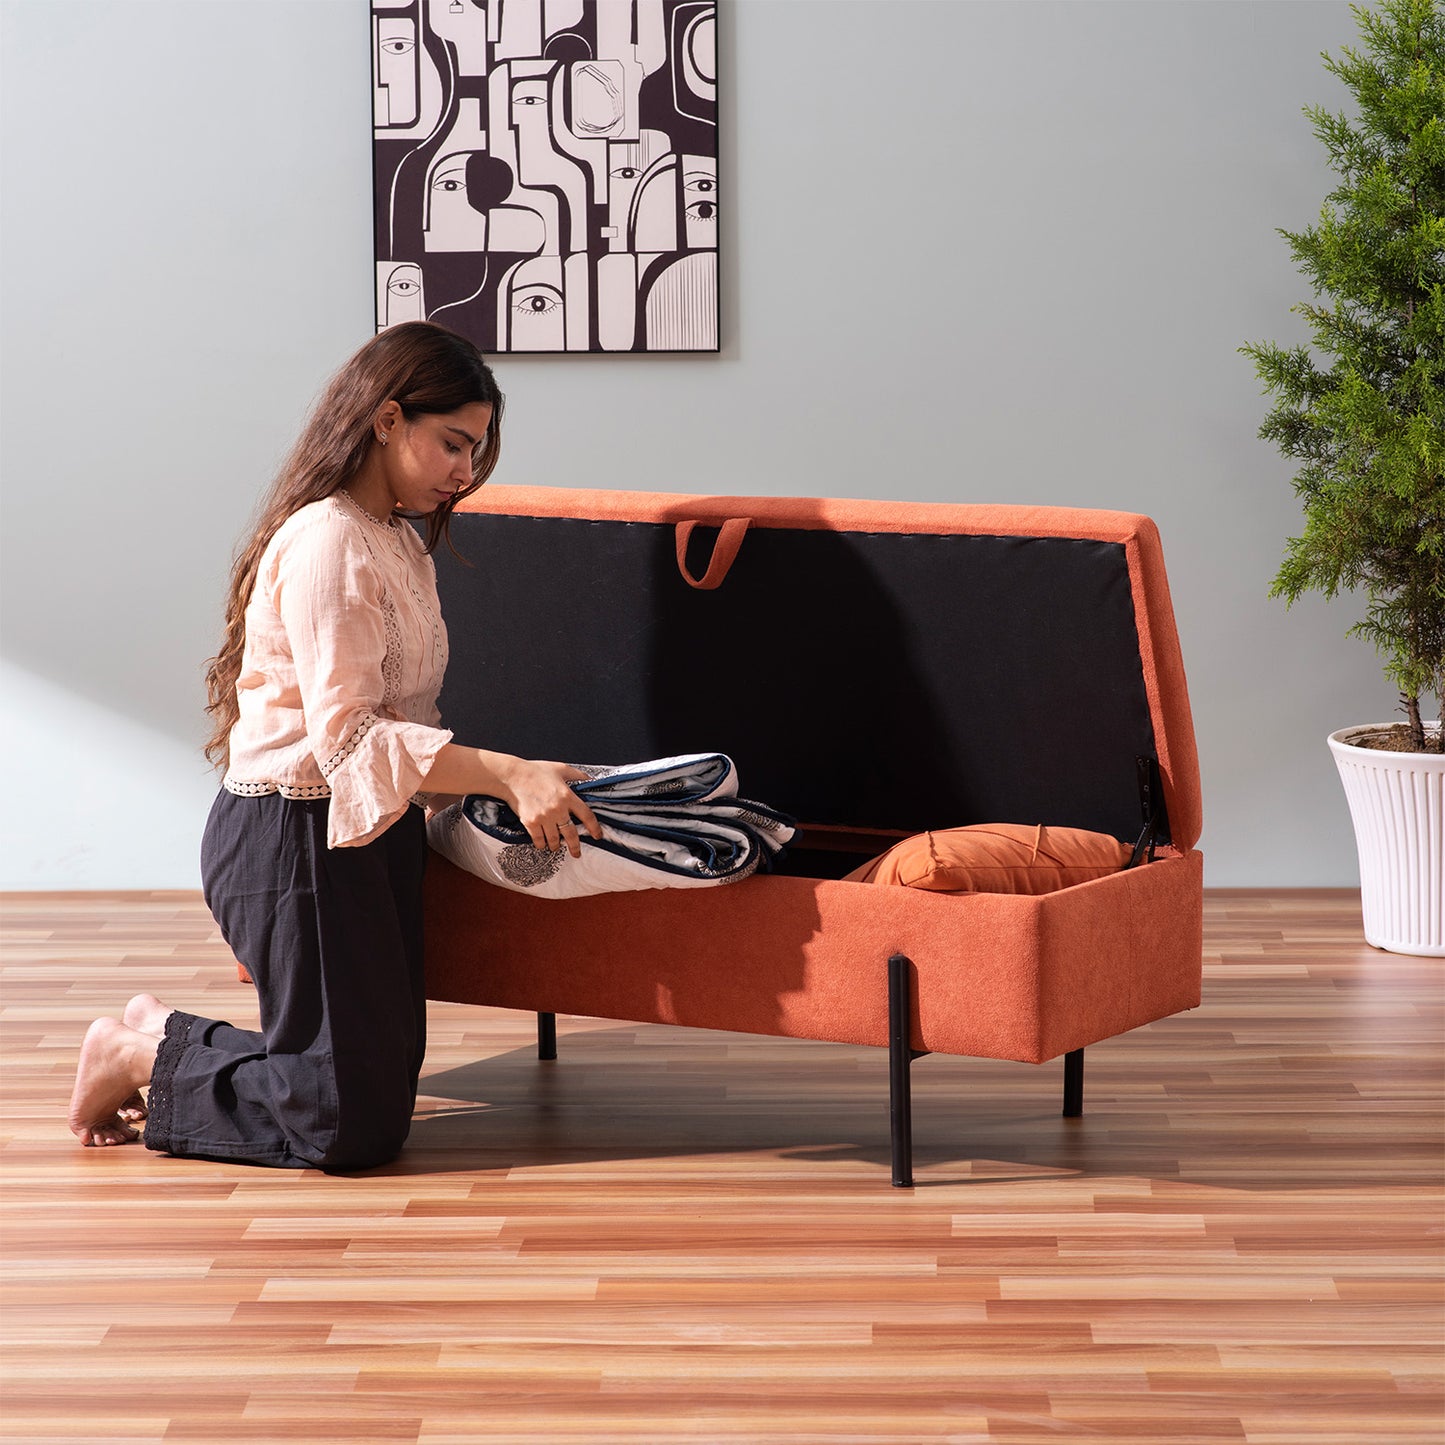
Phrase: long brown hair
[{"left": 203, "top": 322, "right": 503, "bottom": 770}]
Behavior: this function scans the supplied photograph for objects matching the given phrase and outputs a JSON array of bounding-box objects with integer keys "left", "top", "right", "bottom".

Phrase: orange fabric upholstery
[
  {"left": 408, "top": 487, "right": 1206, "bottom": 1073},
  {"left": 423, "top": 849, "right": 1202, "bottom": 1065},
  {"left": 844, "top": 824, "right": 1134, "bottom": 893}
]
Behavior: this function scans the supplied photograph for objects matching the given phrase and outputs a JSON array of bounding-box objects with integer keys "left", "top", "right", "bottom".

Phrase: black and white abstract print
[{"left": 372, "top": 0, "right": 718, "bottom": 353}]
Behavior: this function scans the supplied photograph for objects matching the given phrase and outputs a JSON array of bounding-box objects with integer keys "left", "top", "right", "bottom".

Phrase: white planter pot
[{"left": 1328, "top": 724, "right": 1445, "bottom": 957}]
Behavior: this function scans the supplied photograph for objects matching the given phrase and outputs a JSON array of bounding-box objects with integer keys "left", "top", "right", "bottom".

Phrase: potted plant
[{"left": 1243, "top": 0, "right": 1443, "bottom": 955}]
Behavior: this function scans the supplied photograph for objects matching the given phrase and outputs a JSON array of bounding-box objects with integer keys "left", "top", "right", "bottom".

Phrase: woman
[{"left": 68, "top": 321, "right": 600, "bottom": 1168}]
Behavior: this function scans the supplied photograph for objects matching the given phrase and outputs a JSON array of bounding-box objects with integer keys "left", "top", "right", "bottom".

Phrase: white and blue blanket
[{"left": 427, "top": 753, "right": 795, "bottom": 898}]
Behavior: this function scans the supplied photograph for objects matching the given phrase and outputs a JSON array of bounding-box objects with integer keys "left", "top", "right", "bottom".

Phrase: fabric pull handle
[{"left": 675, "top": 517, "right": 751, "bottom": 590}]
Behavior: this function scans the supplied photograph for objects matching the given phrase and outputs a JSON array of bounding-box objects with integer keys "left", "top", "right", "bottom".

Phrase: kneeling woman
[{"left": 68, "top": 322, "right": 600, "bottom": 1169}]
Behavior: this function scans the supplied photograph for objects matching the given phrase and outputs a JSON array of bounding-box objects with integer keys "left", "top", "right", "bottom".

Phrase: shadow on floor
[{"left": 395, "top": 1020, "right": 1420, "bottom": 1192}]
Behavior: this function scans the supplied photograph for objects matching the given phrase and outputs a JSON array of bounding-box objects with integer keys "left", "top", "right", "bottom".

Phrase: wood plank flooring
[{"left": 1, "top": 889, "right": 1441, "bottom": 1443}]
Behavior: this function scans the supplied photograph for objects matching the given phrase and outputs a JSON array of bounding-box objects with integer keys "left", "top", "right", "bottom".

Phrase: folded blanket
[{"left": 427, "top": 753, "right": 795, "bottom": 898}]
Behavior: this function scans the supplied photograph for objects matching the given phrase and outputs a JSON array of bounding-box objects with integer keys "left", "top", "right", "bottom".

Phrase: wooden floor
[{"left": 1, "top": 890, "right": 1440, "bottom": 1444}]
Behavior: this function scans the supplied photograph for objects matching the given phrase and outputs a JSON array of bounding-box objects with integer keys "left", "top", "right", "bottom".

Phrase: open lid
[{"left": 434, "top": 487, "right": 1202, "bottom": 852}]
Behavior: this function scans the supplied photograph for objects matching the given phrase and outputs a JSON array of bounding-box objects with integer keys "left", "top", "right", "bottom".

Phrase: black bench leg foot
[
  {"left": 888, "top": 954, "right": 916, "bottom": 1187},
  {"left": 538, "top": 1012, "right": 557, "bottom": 1061},
  {"left": 1062, "top": 1047, "right": 1084, "bottom": 1117}
]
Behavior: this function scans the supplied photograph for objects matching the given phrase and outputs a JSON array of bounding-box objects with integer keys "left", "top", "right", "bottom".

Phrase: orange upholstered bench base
[{"left": 422, "top": 848, "right": 1203, "bottom": 1066}]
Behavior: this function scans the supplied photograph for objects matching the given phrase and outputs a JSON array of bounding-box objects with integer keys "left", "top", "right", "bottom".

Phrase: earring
[{"left": 378, "top": 432, "right": 388, "bottom": 445}]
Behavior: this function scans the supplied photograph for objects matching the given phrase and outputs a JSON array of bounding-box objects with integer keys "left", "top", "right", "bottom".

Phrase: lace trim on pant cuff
[{"left": 142, "top": 1011, "right": 197, "bottom": 1154}]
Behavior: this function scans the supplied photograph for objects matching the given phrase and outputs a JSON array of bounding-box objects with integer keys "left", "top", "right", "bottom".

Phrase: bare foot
[
  {"left": 68, "top": 1018, "right": 161, "bottom": 1147},
  {"left": 122, "top": 993, "right": 173, "bottom": 1038},
  {"left": 112, "top": 996, "right": 172, "bottom": 1121},
  {"left": 115, "top": 1091, "right": 148, "bottom": 1124}
]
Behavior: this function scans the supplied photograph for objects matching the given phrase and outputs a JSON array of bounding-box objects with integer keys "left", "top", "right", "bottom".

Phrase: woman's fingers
[
  {"left": 535, "top": 814, "right": 575, "bottom": 855},
  {"left": 572, "top": 797, "right": 603, "bottom": 840},
  {"left": 515, "top": 765, "right": 604, "bottom": 855},
  {"left": 554, "top": 794, "right": 602, "bottom": 854},
  {"left": 546, "top": 806, "right": 600, "bottom": 857}
]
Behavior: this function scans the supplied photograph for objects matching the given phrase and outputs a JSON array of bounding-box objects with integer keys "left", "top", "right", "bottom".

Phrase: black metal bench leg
[
  {"left": 538, "top": 1011, "right": 557, "bottom": 1061},
  {"left": 1062, "top": 1047, "right": 1084, "bottom": 1116},
  {"left": 888, "top": 954, "right": 917, "bottom": 1188}
]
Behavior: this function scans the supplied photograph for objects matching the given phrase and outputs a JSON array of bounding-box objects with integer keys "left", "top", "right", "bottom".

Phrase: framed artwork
[{"left": 372, "top": 0, "right": 719, "bottom": 353}]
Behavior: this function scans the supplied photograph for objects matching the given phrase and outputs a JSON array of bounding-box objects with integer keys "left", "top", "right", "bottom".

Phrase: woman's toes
[
  {"left": 86, "top": 1116, "right": 140, "bottom": 1147},
  {"left": 115, "top": 1091, "right": 148, "bottom": 1123}
]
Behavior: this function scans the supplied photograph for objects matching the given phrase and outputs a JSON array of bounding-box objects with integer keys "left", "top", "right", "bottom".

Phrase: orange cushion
[{"left": 844, "top": 824, "right": 1133, "bottom": 894}]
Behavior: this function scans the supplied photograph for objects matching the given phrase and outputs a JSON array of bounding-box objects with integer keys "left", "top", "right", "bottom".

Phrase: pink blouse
[{"left": 222, "top": 490, "right": 454, "bottom": 849}]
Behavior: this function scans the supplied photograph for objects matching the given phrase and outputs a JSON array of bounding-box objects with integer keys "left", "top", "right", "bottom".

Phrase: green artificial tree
[{"left": 1244, "top": 0, "right": 1444, "bottom": 751}]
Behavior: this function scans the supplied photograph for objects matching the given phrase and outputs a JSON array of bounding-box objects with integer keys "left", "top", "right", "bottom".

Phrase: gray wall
[{"left": 0, "top": 0, "right": 1386, "bottom": 889}]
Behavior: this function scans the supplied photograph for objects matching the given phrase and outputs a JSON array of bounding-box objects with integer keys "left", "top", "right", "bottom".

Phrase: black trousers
[{"left": 143, "top": 790, "right": 428, "bottom": 1170}]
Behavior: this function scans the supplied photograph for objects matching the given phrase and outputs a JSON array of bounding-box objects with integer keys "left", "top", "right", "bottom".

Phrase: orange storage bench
[{"left": 422, "top": 486, "right": 1203, "bottom": 1185}]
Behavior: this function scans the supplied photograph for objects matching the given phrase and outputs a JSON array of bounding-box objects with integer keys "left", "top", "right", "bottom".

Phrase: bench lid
[{"left": 435, "top": 486, "right": 1202, "bottom": 851}]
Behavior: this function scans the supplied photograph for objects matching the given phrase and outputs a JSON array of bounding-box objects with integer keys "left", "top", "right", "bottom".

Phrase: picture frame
[{"left": 372, "top": 0, "right": 719, "bottom": 354}]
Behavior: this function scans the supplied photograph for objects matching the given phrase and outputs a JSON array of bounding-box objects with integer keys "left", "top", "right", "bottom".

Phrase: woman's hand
[
  {"left": 420, "top": 745, "right": 603, "bottom": 856},
  {"left": 494, "top": 758, "right": 603, "bottom": 857}
]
